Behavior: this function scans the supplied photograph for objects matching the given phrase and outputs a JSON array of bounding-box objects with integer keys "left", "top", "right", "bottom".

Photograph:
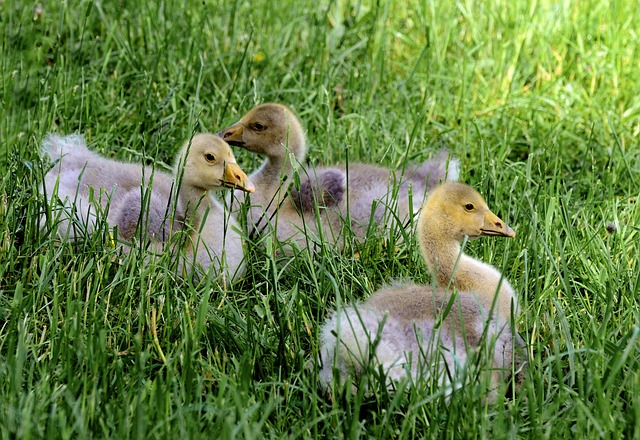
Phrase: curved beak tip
[
  {"left": 223, "top": 163, "right": 254, "bottom": 193},
  {"left": 482, "top": 211, "right": 516, "bottom": 238},
  {"left": 217, "top": 123, "right": 243, "bottom": 145}
]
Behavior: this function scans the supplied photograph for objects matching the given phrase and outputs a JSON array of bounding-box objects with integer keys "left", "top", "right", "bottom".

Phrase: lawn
[{"left": 1, "top": 0, "right": 639, "bottom": 437}]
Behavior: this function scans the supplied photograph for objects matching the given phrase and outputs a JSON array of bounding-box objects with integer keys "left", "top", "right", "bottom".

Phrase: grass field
[{"left": 2, "top": 0, "right": 639, "bottom": 437}]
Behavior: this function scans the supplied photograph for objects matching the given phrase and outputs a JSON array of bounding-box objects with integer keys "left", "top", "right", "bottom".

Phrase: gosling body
[
  {"left": 220, "top": 103, "right": 344, "bottom": 249},
  {"left": 219, "top": 103, "right": 459, "bottom": 248},
  {"left": 42, "top": 133, "right": 254, "bottom": 280},
  {"left": 319, "top": 183, "right": 525, "bottom": 400}
]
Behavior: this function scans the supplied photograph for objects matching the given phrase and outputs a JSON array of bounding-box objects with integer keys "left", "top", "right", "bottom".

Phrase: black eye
[
  {"left": 464, "top": 203, "right": 475, "bottom": 211},
  {"left": 205, "top": 153, "right": 216, "bottom": 163},
  {"left": 252, "top": 123, "right": 265, "bottom": 131}
]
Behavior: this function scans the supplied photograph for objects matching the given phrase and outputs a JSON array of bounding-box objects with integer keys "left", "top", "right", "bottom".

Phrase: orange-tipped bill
[
  {"left": 218, "top": 123, "right": 245, "bottom": 147},
  {"left": 221, "top": 162, "right": 255, "bottom": 193},
  {"left": 480, "top": 211, "right": 515, "bottom": 238}
]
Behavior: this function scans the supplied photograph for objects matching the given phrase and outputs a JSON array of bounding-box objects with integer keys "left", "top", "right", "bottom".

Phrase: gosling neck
[
  {"left": 418, "top": 218, "right": 516, "bottom": 316},
  {"left": 251, "top": 141, "right": 304, "bottom": 206},
  {"left": 418, "top": 224, "right": 468, "bottom": 289},
  {"left": 177, "top": 183, "right": 216, "bottom": 224}
]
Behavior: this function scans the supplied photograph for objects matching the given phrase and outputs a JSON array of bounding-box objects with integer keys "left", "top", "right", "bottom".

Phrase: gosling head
[
  {"left": 176, "top": 134, "right": 255, "bottom": 193},
  {"left": 420, "top": 182, "right": 515, "bottom": 242},
  {"left": 217, "top": 103, "right": 307, "bottom": 160}
]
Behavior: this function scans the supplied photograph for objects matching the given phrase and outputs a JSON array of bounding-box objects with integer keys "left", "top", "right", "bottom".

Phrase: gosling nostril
[
  {"left": 223, "top": 131, "right": 231, "bottom": 139},
  {"left": 496, "top": 221, "right": 503, "bottom": 228}
]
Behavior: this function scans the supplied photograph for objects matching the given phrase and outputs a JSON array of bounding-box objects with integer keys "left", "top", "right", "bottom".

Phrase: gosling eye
[
  {"left": 204, "top": 153, "right": 217, "bottom": 163},
  {"left": 464, "top": 203, "right": 476, "bottom": 212},
  {"left": 252, "top": 122, "right": 265, "bottom": 131}
]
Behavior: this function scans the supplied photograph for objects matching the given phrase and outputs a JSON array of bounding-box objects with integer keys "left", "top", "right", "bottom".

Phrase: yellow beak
[
  {"left": 222, "top": 162, "right": 255, "bottom": 193},
  {"left": 218, "top": 123, "right": 245, "bottom": 146},
  {"left": 480, "top": 210, "right": 515, "bottom": 238}
]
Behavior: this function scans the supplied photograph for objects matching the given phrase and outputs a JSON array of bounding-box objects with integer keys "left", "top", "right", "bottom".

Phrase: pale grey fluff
[
  {"left": 318, "top": 283, "right": 523, "bottom": 400},
  {"left": 40, "top": 133, "right": 247, "bottom": 282},
  {"left": 41, "top": 133, "right": 104, "bottom": 239},
  {"left": 318, "top": 307, "right": 466, "bottom": 396},
  {"left": 292, "top": 151, "right": 459, "bottom": 216},
  {"left": 41, "top": 133, "right": 171, "bottom": 241},
  {"left": 114, "top": 190, "right": 183, "bottom": 241},
  {"left": 290, "top": 168, "right": 346, "bottom": 211},
  {"left": 318, "top": 182, "right": 527, "bottom": 400},
  {"left": 222, "top": 103, "right": 461, "bottom": 250},
  {"left": 290, "top": 151, "right": 460, "bottom": 241},
  {"left": 42, "top": 133, "right": 95, "bottom": 168},
  {"left": 404, "top": 150, "right": 460, "bottom": 191}
]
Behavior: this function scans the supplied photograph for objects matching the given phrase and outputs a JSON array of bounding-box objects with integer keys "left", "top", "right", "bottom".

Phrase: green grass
[{"left": 2, "top": 0, "right": 639, "bottom": 437}]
